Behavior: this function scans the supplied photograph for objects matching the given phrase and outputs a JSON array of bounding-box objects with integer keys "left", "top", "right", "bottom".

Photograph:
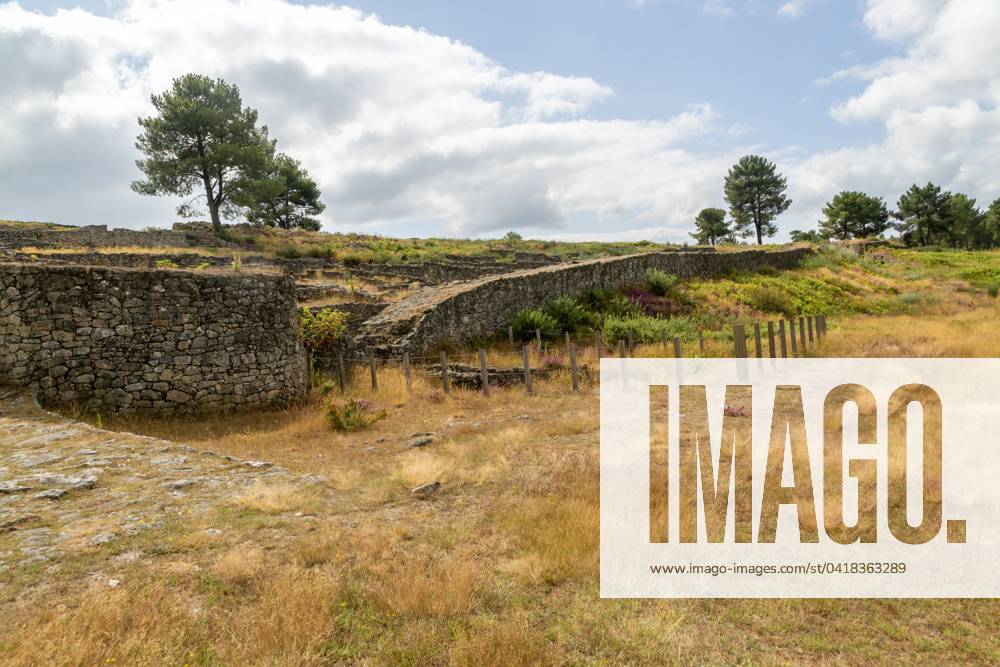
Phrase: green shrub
[
  {"left": 645, "top": 269, "right": 678, "bottom": 296},
  {"left": 326, "top": 398, "right": 386, "bottom": 432},
  {"left": 195, "top": 261, "right": 211, "bottom": 270},
  {"left": 579, "top": 289, "right": 644, "bottom": 319},
  {"left": 299, "top": 307, "right": 347, "bottom": 352},
  {"left": 801, "top": 244, "right": 857, "bottom": 270},
  {"left": 154, "top": 259, "right": 179, "bottom": 269},
  {"left": 602, "top": 315, "right": 699, "bottom": 344},
  {"left": 898, "top": 292, "right": 921, "bottom": 305},
  {"left": 510, "top": 309, "right": 559, "bottom": 341},
  {"left": 541, "top": 297, "right": 596, "bottom": 333},
  {"left": 747, "top": 285, "right": 793, "bottom": 315}
]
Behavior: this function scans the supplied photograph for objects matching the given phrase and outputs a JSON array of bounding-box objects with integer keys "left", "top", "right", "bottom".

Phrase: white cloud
[
  {"left": 787, "top": 0, "right": 1000, "bottom": 230},
  {"left": 0, "top": 0, "right": 742, "bottom": 240},
  {"left": 777, "top": 1, "right": 811, "bottom": 19},
  {"left": 701, "top": 1, "right": 733, "bottom": 18},
  {"left": 4, "top": 0, "right": 1000, "bottom": 242},
  {"left": 861, "top": 0, "right": 942, "bottom": 41}
]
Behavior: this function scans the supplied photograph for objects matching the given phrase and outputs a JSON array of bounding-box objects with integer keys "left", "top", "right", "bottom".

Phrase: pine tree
[
  {"left": 818, "top": 191, "right": 890, "bottom": 240},
  {"left": 894, "top": 183, "right": 952, "bottom": 247},
  {"left": 241, "top": 154, "right": 325, "bottom": 231},
  {"left": 132, "top": 74, "right": 275, "bottom": 234},
  {"left": 723, "top": 155, "right": 791, "bottom": 245},
  {"left": 690, "top": 207, "right": 731, "bottom": 245}
]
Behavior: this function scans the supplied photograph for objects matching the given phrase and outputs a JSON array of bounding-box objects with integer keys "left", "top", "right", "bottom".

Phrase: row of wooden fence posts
[
  {"left": 731, "top": 314, "right": 828, "bottom": 359},
  {"left": 333, "top": 314, "right": 831, "bottom": 397},
  {"left": 433, "top": 344, "right": 583, "bottom": 398}
]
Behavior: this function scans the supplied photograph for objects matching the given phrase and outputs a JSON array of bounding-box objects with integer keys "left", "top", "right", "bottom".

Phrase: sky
[{"left": 2, "top": 0, "right": 1000, "bottom": 242}]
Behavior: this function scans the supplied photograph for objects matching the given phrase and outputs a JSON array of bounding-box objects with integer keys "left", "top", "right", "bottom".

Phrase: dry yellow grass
[
  {"left": 213, "top": 545, "right": 266, "bottom": 584},
  {"left": 4, "top": 307, "right": 1000, "bottom": 664}
]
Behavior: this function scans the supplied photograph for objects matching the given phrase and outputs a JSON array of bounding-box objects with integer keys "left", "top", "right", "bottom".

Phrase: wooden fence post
[
  {"left": 767, "top": 321, "right": 776, "bottom": 358},
  {"left": 337, "top": 352, "right": 347, "bottom": 391},
  {"left": 753, "top": 323, "right": 763, "bottom": 358},
  {"left": 618, "top": 340, "right": 626, "bottom": 358},
  {"left": 508, "top": 325, "right": 514, "bottom": 344},
  {"left": 569, "top": 342, "right": 579, "bottom": 393},
  {"left": 673, "top": 336, "right": 682, "bottom": 359},
  {"left": 440, "top": 350, "right": 450, "bottom": 394},
  {"left": 522, "top": 346, "right": 533, "bottom": 394},
  {"left": 779, "top": 320, "right": 788, "bottom": 358},
  {"left": 403, "top": 351, "right": 412, "bottom": 395},
  {"left": 789, "top": 319, "right": 798, "bottom": 358},
  {"left": 698, "top": 331, "right": 705, "bottom": 355},
  {"left": 368, "top": 354, "right": 378, "bottom": 391},
  {"left": 733, "top": 324, "right": 746, "bottom": 358},
  {"left": 479, "top": 349, "right": 490, "bottom": 397},
  {"left": 595, "top": 332, "right": 603, "bottom": 359},
  {"left": 535, "top": 328, "right": 542, "bottom": 354},
  {"left": 627, "top": 331, "right": 635, "bottom": 356},
  {"left": 798, "top": 316, "right": 807, "bottom": 351},
  {"left": 565, "top": 331, "right": 571, "bottom": 359},
  {"left": 807, "top": 316, "right": 815, "bottom": 344}
]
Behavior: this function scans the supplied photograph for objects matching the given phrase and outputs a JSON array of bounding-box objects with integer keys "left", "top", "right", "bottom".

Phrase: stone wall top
[{"left": 355, "top": 247, "right": 812, "bottom": 354}]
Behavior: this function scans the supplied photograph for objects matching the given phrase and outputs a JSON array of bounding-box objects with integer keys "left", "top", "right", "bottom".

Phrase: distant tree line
[
  {"left": 691, "top": 153, "right": 1000, "bottom": 249},
  {"left": 132, "top": 74, "right": 324, "bottom": 234}
]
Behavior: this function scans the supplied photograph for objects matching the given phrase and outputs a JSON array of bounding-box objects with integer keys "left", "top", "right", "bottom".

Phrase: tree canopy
[
  {"left": 946, "top": 193, "right": 989, "bottom": 249},
  {"left": 985, "top": 198, "right": 1000, "bottom": 245},
  {"left": 132, "top": 74, "right": 324, "bottom": 234},
  {"left": 894, "top": 182, "right": 954, "bottom": 247},
  {"left": 690, "top": 207, "right": 731, "bottom": 245},
  {"left": 818, "top": 191, "right": 890, "bottom": 240},
  {"left": 723, "top": 155, "right": 791, "bottom": 245},
  {"left": 241, "top": 154, "right": 325, "bottom": 231}
]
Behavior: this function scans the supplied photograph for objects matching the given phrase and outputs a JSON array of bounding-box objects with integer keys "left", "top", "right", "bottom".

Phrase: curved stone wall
[
  {"left": 356, "top": 247, "right": 812, "bottom": 354},
  {"left": 0, "top": 263, "right": 307, "bottom": 414}
]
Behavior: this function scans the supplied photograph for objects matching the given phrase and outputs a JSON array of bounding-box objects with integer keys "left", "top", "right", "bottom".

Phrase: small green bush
[
  {"left": 898, "top": 292, "right": 921, "bottom": 305},
  {"left": 579, "top": 289, "right": 644, "bottom": 320},
  {"left": 756, "top": 265, "right": 779, "bottom": 277},
  {"left": 326, "top": 398, "right": 386, "bottom": 432},
  {"left": 510, "top": 309, "right": 559, "bottom": 341},
  {"left": 541, "top": 297, "right": 596, "bottom": 333},
  {"left": 299, "top": 307, "right": 347, "bottom": 352},
  {"left": 801, "top": 244, "right": 857, "bottom": 270},
  {"left": 602, "top": 315, "right": 699, "bottom": 344},
  {"left": 195, "top": 261, "right": 211, "bottom": 270},
  {"left": 747, "top": 285, "right": 793, "bottom": 315},
  {"left": 154, "top": 259, "right": 179, "bottom": 269},
  {"left": 645, "top": 269, "right": 678, "bottom": 296}
]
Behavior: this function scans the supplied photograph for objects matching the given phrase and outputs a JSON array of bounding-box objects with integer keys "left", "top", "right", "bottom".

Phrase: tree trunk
[
  {"left": 201, "top": 168, "right": 222, "bottom": 236},
  {"left": 208, "top": 201, "right": 222, "bottom": 235}
]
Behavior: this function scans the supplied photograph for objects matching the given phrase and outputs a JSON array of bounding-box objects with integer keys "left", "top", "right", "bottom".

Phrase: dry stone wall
[
  {"left": 0, "top": 224, "right": 191, "bottom": 250},
  {"left": 356, "top": 247, "right": 812, "bottom": 354},
  {"left": 0, "top": 263, "right": 307, "bottom": 415}
]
